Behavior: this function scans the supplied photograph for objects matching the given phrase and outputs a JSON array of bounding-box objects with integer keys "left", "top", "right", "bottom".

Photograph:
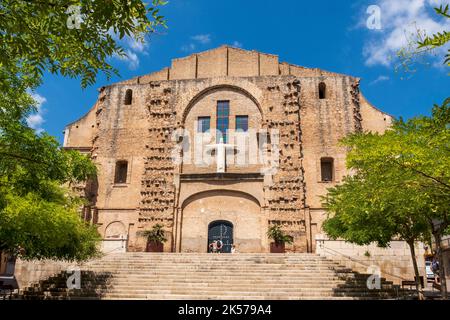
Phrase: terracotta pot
[
  {"left": 146, "top": 241, "right": 164, "bottom": 252},
  {"left": 270, "top": 242, "right": 285, "bottom": 253}
]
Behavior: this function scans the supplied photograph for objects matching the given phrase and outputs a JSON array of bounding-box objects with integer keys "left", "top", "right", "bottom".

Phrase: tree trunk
[
  {"left": 407, "top": 240, "right": 425, "bottom": 300},
  {"left": 432, "top": 232, "right": 448, "bottom": 299}
]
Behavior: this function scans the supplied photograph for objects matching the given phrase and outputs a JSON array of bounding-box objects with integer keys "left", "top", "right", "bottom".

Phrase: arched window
[
  {"left": 320, "top": 157, "right": 333, "bottom": 182},
  {"left": 114, "top": 160, "right": 128, "bottom": 183},
  {"left": 318, "top": 82, "right": 326, "bottom": 99},
  {"left": 124, "top": 89, "right": 133, "bottom": 105}
]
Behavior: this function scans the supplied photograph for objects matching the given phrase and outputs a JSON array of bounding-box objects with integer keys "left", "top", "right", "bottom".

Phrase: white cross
[{"left": 206, "top": 137, "right": 237, "bottom": 173}]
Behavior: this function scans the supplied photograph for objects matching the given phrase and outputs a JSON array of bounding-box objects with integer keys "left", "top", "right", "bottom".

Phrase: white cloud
[
  {"left": 369, "top": 75, "right": 390, "bottom": 85},
  {"left": 181, "top": 43, "right": 196, "bottom": 52},
  {"left": 191, "top": 34, "right": 211, "bottom": 44},
  {"left": 27, "top": 92, "right": 46, "bottom": 133},
  {"left": 115, "top": 50, "right": 140, "bottom": 70},
  {"left": 108, "top": 28, "right": 148, "bottom": 69},
  {"left": 232, "top": 41, "right": 243, "bottom": 48},
  {"left": 181, "top": 34, "right": 212, "bottom": 52},
  {"left": 126, "top": 36, "right": 148, "bottom": 54},
  {"left": 362, "top": 0, "right": 450, "bottom": 67}
]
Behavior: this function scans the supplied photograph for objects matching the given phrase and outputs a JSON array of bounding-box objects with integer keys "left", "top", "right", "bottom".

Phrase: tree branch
[
  {"left": 0, "top": 151, "right": 50, "bottom": 166},
  {"left": 392, "top": 159, "right": 450, "bottom": 190}
]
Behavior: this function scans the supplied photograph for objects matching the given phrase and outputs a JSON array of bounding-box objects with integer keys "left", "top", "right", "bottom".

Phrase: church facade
[{"left": 63, "top": 46, "right": 392, "bottom": 254}]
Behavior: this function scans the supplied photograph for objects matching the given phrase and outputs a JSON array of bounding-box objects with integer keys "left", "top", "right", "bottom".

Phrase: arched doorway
[
  {"left": 208, "top": 220, "right": 234, "bottom": 253},
  {"left": 180, "top": 189, "right": 264, "bottom": 253}
]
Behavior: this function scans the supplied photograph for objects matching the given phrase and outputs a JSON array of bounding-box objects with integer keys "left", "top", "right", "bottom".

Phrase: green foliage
[
  {"left": 0, "top": 0, "right": 167, "bottom": 262},
  {"left": 396, "top": 4, "right": 450, "bottom": 74},
  {"left": 417, "top": 5, "right": 450, "bottom": 66},
  {"left": 322, "top": 98, "right": 450, "bottom": 247},
  {"left": 139, "top": 224, "right": 167, "bottom": 244},
  {"left": 0, "top": 111, "right": 100, "bottom": 260},
  {"left": 322, "top": 98, "right": 450, "bottom": 299},
  {"left": 0, "top": 122, "right": 97, "bottom": 196},
  {"left": 267, "top": 225, "right": 293, "bottom": 245},
  {"left": 0, "top": 0, "right": 167, "bottom": 88},
  {"left": 0, "top": 191, "right": 101, "bottom": 261}
]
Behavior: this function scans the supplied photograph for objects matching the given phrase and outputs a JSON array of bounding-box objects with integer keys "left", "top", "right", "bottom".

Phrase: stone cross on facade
[{"left": 206, "top": 137, "right": 237, "bottom": 173}]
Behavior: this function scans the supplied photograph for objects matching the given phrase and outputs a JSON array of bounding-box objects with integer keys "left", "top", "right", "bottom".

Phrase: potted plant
[
  {"left": 267, "top": 225, "right": 293, "bottom": 253},
  {"left": 140, "top": 224, "right": 167, "bottom": 252}
]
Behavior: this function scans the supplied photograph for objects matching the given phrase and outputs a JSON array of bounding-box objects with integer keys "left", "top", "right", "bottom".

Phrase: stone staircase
[{"left": 17, "top": 253, "right": 413, "bottom": 300}]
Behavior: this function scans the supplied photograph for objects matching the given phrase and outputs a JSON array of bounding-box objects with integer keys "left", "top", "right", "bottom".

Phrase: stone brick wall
[
  {"left": 114, "top": 46, "right": 347, "bottom": 86},
  {"left": 13, "top": 259, "right": 73, "bottom": 289},
  {"left": 315, "top": 235, "right": 426, "bottom": 284},
  {"left": 63, "top": 46, "right": 392, "bottom": 253}
]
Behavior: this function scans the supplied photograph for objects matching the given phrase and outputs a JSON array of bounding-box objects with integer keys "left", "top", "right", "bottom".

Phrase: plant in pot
[
  {"left": 267, "top": 225, "right": 293, "bottom": 253},
  {"left": 140, "top": 224, "right": 167, "bottom": 252}
]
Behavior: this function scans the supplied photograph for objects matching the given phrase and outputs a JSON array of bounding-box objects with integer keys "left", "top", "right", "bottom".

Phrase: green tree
[
  {"left": 322, "top": 98, "right": 450, "bottom": 299},
  {"left": 0, "top": 101, "right": 101, "bottom": 260},
  {"left": 0, "top": 1, "right": 167, "bottom": 262},
  {"left": 323, "top": 173, "right": 430, "bottom": 299},
  {"left": 394, "top": 4, "right": 450, "bottom": 298}
]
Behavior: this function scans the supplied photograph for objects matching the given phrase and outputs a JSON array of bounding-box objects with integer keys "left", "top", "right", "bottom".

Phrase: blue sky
[{"left": 30, "top": 0, "right": 450, "bottom": 143}]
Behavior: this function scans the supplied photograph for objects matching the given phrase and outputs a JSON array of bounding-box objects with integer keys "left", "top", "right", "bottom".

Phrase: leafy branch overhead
[
  {"left": 395, "top": 4, "right": 450, "bottom": 75},
  {"left": 417, "top": 5, "right": 450, "bottom": 66},
  {"left": 0, "top": 1, "right": 167, "bottom": 261},
  {"left": 0, "top": 0, "right": 167, "bottom": 88}
]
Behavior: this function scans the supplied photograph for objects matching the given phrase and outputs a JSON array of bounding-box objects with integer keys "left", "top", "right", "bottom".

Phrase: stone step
[
  {"left": 102, "top": 285, "right": 398, "bottom": 292},
  {"left": 75, "top": 268, "right": 355, "bottom": 273},
  {"left": 23, "top": 290, "right": 399, "bottom": 300},
  {"left": 19, "top": 294, "right": 359, "bottom": 300},
  {"left": 109, "top": 279, "right": 373, "bottom": 286},
  {"left": 32, "top": 273, "right": 387, "bottom": 283},
  {"left": 71, "top": 275, "right": 365, "bottom": 282},
  {"left": 79, "top": 270, "right": 353, "bottom": 275},
  {"left": 27, "top": 286, "right": 399, "bottom": 294},
  {"left": 87, "top": 263, "right": 338, "bottom": 267},
  {"left": 88, "top": 267, "right": 343, "bottom": 271},
  {"left": 83, "top": 264, "right": 343, "bottom": 269},
  {"left": 18, "top": 253, "right": 406, "bottom": 300},
  {"left": 85, "top": 260, "right": 334, "bottom": 266},
  {"left": 75, "top": 291, "right": 399, "bottom": 299},
  {"left": 88, "top": 258, "right": 330, "bottom": 263},
  {"left": 28, "top": 281, "right": 400, "bottom": 291},
  {"left": 29, "top": 281, "right": 398, "bottom": 292},
  {"left": 22, "top": 289, "right": 400, "bottom": 299},
  {"left": 89, "top": 256, "right": 329, "bottom": 261}
]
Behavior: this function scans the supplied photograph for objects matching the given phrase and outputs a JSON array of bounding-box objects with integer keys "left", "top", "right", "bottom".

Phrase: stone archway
[
  {"left": 181, "top": 84, "right": 264, "bottom": 125},
  {"left": 180, "top": 190, "right": 265, "bottom": 253}
]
